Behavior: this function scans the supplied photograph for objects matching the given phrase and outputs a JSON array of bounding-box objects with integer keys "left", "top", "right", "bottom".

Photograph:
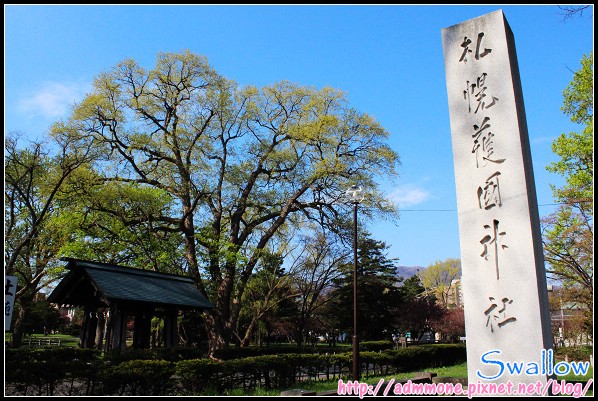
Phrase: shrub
[
  {"left": 5, "top": 347, "right": 101, "bottom": 396},
  {"left": 98, "top": 360, "right": 175, "bottom": 396},
  {"left": 361, "top": 340, "right": 395, "bottom": 352},
  {"left": 360, "top": 351, "right": 396, "bottom": 376},
  {"left": 212, "top": 344, "right": 346, "bottom": 360},
  {"left": 554, "top": 345, "right": 593, "bottom": 362},
  {"left": 384, "top": 343, "right": 467, "bottom": 371},
  {"left": 175, "top": 358, "right": 223, "bottom": 395}
]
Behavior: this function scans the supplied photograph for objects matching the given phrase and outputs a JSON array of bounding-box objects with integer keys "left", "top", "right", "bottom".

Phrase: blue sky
[{"left": 4, "top": 4, "right": 593, "bottom": 268}]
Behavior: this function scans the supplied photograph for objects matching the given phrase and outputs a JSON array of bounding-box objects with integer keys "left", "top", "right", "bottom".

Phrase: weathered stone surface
[{"left": 441, "top": 9, "right": 553, "bottom": 387}]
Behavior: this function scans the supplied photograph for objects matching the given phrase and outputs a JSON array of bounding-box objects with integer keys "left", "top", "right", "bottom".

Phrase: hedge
[
  {"left": 98, "top": 360, "right": 176, "bottom": 396},
  {"left": 5, "top": 347, "right": 101, "bottom": 396},
  {"left": 102, "top": 346, "right": 206, "bottom": 363},
  {"left": 5, "top": 343, "right": 466, "bottom": 396},
  {"left": 212, "top": 344, "right": 349, "bottom": 360},
  {"left": 360, "top": 340, "right": 395, "bottom": 352}
]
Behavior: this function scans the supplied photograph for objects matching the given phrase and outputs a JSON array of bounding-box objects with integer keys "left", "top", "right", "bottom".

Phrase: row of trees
[
  {"left": 236, "top": 235, "right": 464, "bottom": 346},
  {"left": 11, "top": 229, "right": 465, "bottom": 346},
  {"left": 5, "top": 50, "right": 402, "bottom": 352}
]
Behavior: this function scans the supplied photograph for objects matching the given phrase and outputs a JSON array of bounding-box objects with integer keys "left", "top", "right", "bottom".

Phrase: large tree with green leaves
[
  {"left": 54, "top": 50, "right": 400, "bottom": 353},
  {"left": 5, "top": 133, "right": 95, "bottom": 346},
  {"left": 58, "top": 169, "right": 187, "bottom": 273},
  {"left": 542, "top": 52, "right": 593, "bottom": 330},
  {"left": 547, "top": 52, "right": 593, "bottom": 208}
]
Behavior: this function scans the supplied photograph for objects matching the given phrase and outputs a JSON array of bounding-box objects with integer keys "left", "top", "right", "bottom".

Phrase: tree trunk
[
  {"left": 295, "top": 329, "right": 304, "bottom": 347},
  {"left": 205, "top": 313, "right": 226, "bottom": 358},
  {"left": 204, "top": 270, "right": 235, "bottom": 356},
  {"left": 8, "top": 292, "right": 35, "bottom": 348},
  {"left": 240, "top": 318, "right": 259, "bottom": 347}
]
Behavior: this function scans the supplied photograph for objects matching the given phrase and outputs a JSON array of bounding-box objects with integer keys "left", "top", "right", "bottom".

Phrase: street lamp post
[{"left": 346, "top": 184, "right": 364, "bottom": 381}]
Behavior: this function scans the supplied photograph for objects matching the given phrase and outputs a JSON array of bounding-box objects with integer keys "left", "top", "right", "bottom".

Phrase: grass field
[{"left": 6, "top": 333, "right": 81, "bottom": 347}]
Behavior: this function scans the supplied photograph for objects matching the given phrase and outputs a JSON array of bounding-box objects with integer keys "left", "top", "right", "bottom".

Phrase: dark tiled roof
[{"left": 48, "top": 258, "right": 213, "bottom": 309}]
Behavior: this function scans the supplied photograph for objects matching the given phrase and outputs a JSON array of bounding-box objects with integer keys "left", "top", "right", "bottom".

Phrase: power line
[{"left": 399, "top": 201, "right": 591, "bottom": 212}]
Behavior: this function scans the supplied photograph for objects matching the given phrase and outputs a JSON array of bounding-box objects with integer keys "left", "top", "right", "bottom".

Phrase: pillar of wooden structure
[
  {"left": 85, "top": 312, "right": 98, "bottom": 348},
  {"left": 94, "top": 309, "right": 107, "bottom": 350},
  {"left": 79, "top": 307, "right": 99, "bottom": 348},
  {"left": 132, "top": 310, "right": 153, "bottom": 349},
  {"left": 163, "top": 308, "right": 179, "bottom": 349},
  {"left": 78, "top": 307, "right": 90, "bottom": 348}
]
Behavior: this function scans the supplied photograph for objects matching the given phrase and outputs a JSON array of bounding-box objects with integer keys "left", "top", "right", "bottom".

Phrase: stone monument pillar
[{"left": 441, "top": 10, "right": 553, "bottom": 388}]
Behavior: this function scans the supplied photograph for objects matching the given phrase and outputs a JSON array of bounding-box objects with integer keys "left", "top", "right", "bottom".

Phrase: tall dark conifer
[{"left": 329, "top": 232, "right": 402, "bottom": 341}]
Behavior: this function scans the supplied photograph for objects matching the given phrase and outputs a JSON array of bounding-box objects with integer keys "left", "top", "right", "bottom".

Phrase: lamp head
[{"left": 346, "top": 185, "right": 365, "bottom": 204}]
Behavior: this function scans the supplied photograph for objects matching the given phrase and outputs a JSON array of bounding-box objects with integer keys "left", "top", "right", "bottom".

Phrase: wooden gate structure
[{"left": 48, "top": 257, "right": 213, "bottom": 353}]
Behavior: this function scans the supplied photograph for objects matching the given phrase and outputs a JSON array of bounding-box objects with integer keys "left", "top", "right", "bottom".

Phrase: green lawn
[
  {"left": 6, "top": 333, "right": 80, "bottom": 347},
  {"left": 560, "top": 365, "right": 593, "bottom": 382},
  {"left": 558, "top": 365, "right": 594, "bottom": 397}
]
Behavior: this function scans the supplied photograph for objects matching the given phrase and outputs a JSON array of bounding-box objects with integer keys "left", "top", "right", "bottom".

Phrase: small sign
[{"left": 5, "top": 275, "right": 18, "bottom": 331}]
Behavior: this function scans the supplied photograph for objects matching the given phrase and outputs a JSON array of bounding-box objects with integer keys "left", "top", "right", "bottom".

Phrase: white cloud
[
  {"left": 531, "top": 136, "right": 558, "bottom": 145},
  {"left": 18, "top": 81, "right": 90, "bottom": 119},
  {"left": 388, "top": 184, "right": 431, "bottom": 208}
]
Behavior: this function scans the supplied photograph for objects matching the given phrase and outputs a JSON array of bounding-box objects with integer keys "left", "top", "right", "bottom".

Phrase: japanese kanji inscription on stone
[{"left": 441, "top": 10, "right": 553, "bottom": 387}]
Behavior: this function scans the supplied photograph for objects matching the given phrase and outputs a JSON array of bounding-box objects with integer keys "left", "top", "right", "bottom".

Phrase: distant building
[
  {"left": 34, "top": 292, "right": 47, "bottom": 302},
  {"left": 446, "top": 278, "right": 463, "bottom": 309},
  {"left": 60, "top": 306, "right": 77, "bottom": 323},
  {"left": 34, "top": 291, "right": 77, "bottom": 324},
  {"left": 546, "top": 285, "right": 590, "bottom": 347}
]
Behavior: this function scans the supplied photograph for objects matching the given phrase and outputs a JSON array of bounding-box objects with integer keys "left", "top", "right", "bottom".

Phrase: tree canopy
[
  {"left": 542, "top": 52, "right": 593, "bottom": 332},
  {"left": 51, "top": 50, "right": 401, "bottom": 353},
  {"left": 417, "top": 258, "right": 461, "bottom": 308},
  {"left": 5, "top": 132, "right": 96, "bottom": 346},
  {"left": 547, "top": 52, "right": 593, "bottom": 208},
  {"left": 328, "top": 233, "right": 402, "bottom": 341}
]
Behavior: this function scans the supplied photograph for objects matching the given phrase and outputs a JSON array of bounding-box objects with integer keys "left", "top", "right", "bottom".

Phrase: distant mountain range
[{"left": 395, "top": 265, "right": 423, "bottom": 279}]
